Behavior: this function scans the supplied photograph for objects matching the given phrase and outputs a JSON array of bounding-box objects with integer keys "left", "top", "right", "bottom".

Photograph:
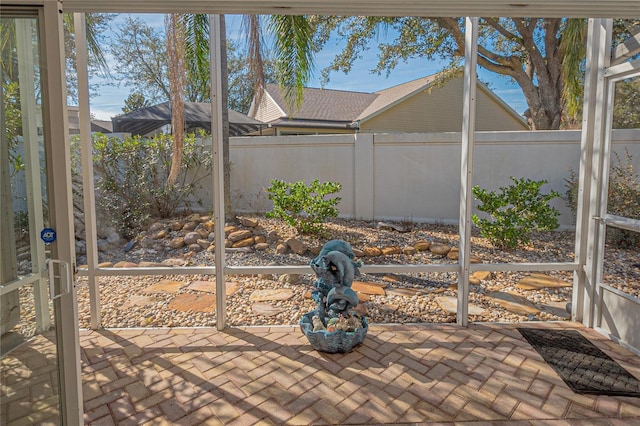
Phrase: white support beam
[
  {"left": 74, "top": 13, "right": 101, "bottom": 329},
  {"left": 572, "top": 19, "right": 612, "bottom": 327},
  {"left": 16, "top": 17, "right": 51, "bottom": 332},
  {"left": 457, "top": 17, "right": 479, "bottom": 327},
  {"left": 41, "top": 1, "right": 83, "bottom": 423},
  {"left": 210, "top": 14, "right": 227, "bottom": 331}
]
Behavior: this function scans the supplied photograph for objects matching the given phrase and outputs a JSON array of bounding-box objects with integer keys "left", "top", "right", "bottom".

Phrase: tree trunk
[
  {"left": 220, "top": 16, "right": 235, "bottom": 222},
  {"left": 166, "top": 14, "right": 186, "bottom": 187}
]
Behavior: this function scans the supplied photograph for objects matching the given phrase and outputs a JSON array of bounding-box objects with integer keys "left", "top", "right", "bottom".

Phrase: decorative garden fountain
[{"left": 299, "top": 239, "right": 368, "bottom": 353}]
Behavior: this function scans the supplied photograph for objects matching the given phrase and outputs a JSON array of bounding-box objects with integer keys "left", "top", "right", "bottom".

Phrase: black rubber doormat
[{"left": 518, "top": 328, "right": 640, "bottom": 396}]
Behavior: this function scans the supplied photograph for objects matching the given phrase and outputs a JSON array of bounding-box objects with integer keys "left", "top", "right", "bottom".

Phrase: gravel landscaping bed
[
  {"left": 10, "top": 215, "right": 639, "bottom": 337},
  {"left": 70, "top": 215, "right": 638, "bottom": 330}
]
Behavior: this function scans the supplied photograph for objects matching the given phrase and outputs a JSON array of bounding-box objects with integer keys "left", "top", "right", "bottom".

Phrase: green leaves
[
  {"left": 265, "top": 179, "right": 342, "bottom": 234},
  {"left": 91, "top": 132, "right": 212, "bottom": 238},
  {"left": 472, "top": 177, "right": 560, "bottom": 249}
]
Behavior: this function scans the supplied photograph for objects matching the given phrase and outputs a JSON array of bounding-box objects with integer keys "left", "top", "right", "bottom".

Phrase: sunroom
[{"left": 1, "top": 0, "right": 640, "bottom": 424}]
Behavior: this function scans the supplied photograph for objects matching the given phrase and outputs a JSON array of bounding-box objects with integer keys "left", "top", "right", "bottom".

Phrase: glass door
[{"left": 1, "top": 6, "right": 82, "bottom": 425}]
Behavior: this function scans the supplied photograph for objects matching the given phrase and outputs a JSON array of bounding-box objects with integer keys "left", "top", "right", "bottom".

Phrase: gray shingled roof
[
  {"left": 264, "top": 73, "right": 525, "bottom": 129},
  {"left": 266, "top": 84, "right": 378, "bottom": 122},
  {"left": 112, "top": 102, "right": 264, "bottom": 136}
]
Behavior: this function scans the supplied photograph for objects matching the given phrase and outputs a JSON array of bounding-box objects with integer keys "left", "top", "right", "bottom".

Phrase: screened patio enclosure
[{"left": 4, "top": 1, "right": 640, "bottom": 352}]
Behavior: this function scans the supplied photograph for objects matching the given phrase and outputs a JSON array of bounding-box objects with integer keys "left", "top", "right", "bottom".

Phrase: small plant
[
  {"left": 472, "top": 177, "right": 561, "bottom": 249},
  {"left": 265, "top": 179, "right": 342, "bottom": 234},
  {"left": 564, "top": 149, "right": 640, "bottom": 247}
]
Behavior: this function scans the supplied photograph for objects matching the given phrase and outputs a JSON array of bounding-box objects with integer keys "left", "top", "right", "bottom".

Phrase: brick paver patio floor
[
  {"left": 72, "top": 322, "right": 640, "bottom": 425},
  {"left": 5, "top": 322, "right": 640, "bottom": 425}
]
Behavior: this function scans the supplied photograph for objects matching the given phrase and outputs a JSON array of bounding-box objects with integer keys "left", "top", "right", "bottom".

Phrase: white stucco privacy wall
[{"left": 213, "top": 129, "right": 640, "bottom": 227}]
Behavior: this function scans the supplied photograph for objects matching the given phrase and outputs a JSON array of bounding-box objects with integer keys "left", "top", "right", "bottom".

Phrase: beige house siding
[
  {"left": 359, "top": 77, "right": 527, "bottom": 133},
  {"left": 251, "top": 126, "right": 355, "bottom": 136},
  {"left": 252, "top": 94, "right": 284, "bottom": 123}
]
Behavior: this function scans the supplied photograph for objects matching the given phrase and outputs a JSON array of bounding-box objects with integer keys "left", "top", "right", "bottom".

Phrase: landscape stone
[
  {"left": 169, "top": 221, "right": 183, "bottom": 231},
  {"left": 137, "top": 261, "right": 166, "bottom": 267},
  {"left": 238, "top": 217, "right": 259, "bottom": 227},
  {"left": 414, "top": 240, "right": 431, "bottom": 251},
  {"left": 188, "top": 243, "right": 203, "bottom": 252},
  {"left": 429, "top": 243, "right": 451, "bottom": 255},
  {"left": 447, "top": 247, "right": 459, "bottom": 260},
  {"left": 352, "top": 281, "right": 386, "bottom": 295},
  {"left": 251, "top": 303, "right": 285, "bottom": 317},
  {"left": 381, "top": 246, "right": 402, "bottom": 255},
  {"left": 232, "top": 237, "right": 255, "bottom": 248},
  {"left": 362, "top": 246, "right": 382, "bottom": 257},
  {"left": 352, "top": 248, "right": 365, "bottom": 257},
  {"left": 472, "top": 271, "right": 493, "bottom": 281},
  {"left": 436, "top": 296, "right": 486, "bottom": 316},
  {"left": 168, "top": 237, "right": 185, "bottom": 249},
  {"left": 182, "top": 221, "right": 198, "bottom": 231},
  {"left": 202, "top": 221, "right": 215, "bottom": 232},
  {"left": 118, "top": 295, "right": 159, "bottom": 310},
  {"left": 254, "top": 235, "right": 267, "bottom": 244},
  {"left": 254, "top": 243, "right": 269, "bottom": 251},
  {"left": 402, "top": 246, "right": 416, "bottom": 255},
  {"left": 224, "top": 225, "right": 239, "bottom": 235},
  {"left": 161, "top": 258, "right": 187, "bottom": 266},
  {"left": 184, "top": 232, "right": 200, "bottom": 245},
  {"left": 168, "top": 293, "right": 216, "bottom": 313},
  {"left": 113, "top": 261, "right": 138, "bottom": 268},
  {"left": 148, "top": 222, "right": 165, "bottom": 233},
  {"left": 386, "top": 287, "right": 425, "bottom": 297},
  {"left": 275, "top": 243, "right": 288, "bottom": 254},
  {"left": 286, "top": 238, "right": 308, "bottom": 255},
  {"left": 144, "top": 279, "right": 184, "bottom": 294},
  {"left": 278, "top": 274, "right": 302, "bottom": 285},
  {"left": 249, "top": 288, "right": 295, "bottom": 302},
  {"left": 487, "top": 291, "right": 539, "bottom": 316},
  {"left": 229, "top": 229, "right": 253, "bottom": 242},
  {"left": 152, "top": 229, "right": 169, "bottom": 240},
  {"left": 516, "top": 273, "right": 571, "bottom": 290}
]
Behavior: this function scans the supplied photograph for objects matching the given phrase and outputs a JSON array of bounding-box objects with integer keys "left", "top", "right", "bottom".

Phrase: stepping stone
[
  {"left": 516, "top": 273, "right": 571, "bottom": 290},
  {"left": 352, "top": 281, "right": 386, "bottom": 295},
  {"left": 118, "top": 295, "right": 159, "bottom": 310},
  {"left": 540, "top": 301, "right": 571, "bottom": 319},
  {"left": 249, "top": 289, "right": 294, "bottom": 302},
  {"left": 113, "top": 261, "right": 138, "bottom": 268},
  {"left": 168, "top": 294, "right": 217, "bottom": 313},
  {"left": 251, "top": 303, "right": 285, "bottom": 317},
  {"left": 386, "top": 287, "right": 425, "bottom": 297},
  {"left": 188, "top": 280, "right": 216, "bottom": 293},
  {"left": 436, "top": 296, "right": 486, "bottom": 316},
  {"left": 487, "top": 291, "right": 539, "bottom": 316},
  {"left": 144, "top": 280, "right": 184, "bottom": 294},
  {"left": 186, "top": 280, "right": 239, "bottom": 295}
]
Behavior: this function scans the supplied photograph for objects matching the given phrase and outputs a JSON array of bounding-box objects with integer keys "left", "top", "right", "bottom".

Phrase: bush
[
  {"left": 472, "top": 177, "right": 561, "bottom": 249},
  {"left": 564, "top": 149, "right": 640, "bottom": 247},
  {"left": 265, "top": 179, "right": 342, "bottom": 234},
  {"left": 92, "top": 132, "right": 212, "bottom": 239}
]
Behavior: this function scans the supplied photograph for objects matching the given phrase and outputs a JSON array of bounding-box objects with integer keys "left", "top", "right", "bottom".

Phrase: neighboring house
[
  {"left": 248, "top": 73, "right": 528, "bottom": 135},
  {"left": 111, "top": 102, "right": 265, "bottom": 137}
]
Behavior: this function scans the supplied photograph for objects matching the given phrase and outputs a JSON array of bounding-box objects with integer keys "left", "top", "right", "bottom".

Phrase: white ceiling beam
[{"left": 58, "top": 0, "right": 640, "bottom": 18}]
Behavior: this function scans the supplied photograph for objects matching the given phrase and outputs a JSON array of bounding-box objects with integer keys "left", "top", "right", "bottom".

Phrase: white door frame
[{"left": 40, "top": 2, "right": 84, "bottom": 423}]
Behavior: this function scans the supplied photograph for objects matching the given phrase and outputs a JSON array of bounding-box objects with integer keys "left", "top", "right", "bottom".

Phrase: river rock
[
  {"left": 184, "top": 232, "right": 200, "bottom": 245},
  {"left": 229, "top": 229, "right": 253, "bottom": 242},
  {"left": 286, "top": 238, "right": 308, "bottom": 255}
]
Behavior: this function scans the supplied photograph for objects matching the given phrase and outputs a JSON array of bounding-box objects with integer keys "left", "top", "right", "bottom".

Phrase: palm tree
[{"left": 173, "top": 13, "right": 315, "bottom": 218}]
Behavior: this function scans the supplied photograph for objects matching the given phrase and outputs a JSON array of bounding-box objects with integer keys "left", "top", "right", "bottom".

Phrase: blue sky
[{"left": 89, "top": 14, "right": 527, "bottom": 120}]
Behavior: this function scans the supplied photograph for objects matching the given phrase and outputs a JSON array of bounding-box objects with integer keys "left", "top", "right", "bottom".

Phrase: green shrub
[
  {"left": 265, "top": 179, "right": 342, "bottom": 234},
  {"left": 92, "top": 132, "right": 212, "bottom": 239},
  {"left": 564, "top": 149, "right": 640, "bottom": 247},
  {"left": 472, "top": 177, "right": 561, "bottom": 249}
]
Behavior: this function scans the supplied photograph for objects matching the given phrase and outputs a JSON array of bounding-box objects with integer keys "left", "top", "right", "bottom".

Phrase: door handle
[{"left": 47, "top": 259, "right": 71, "bottom": 300}]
